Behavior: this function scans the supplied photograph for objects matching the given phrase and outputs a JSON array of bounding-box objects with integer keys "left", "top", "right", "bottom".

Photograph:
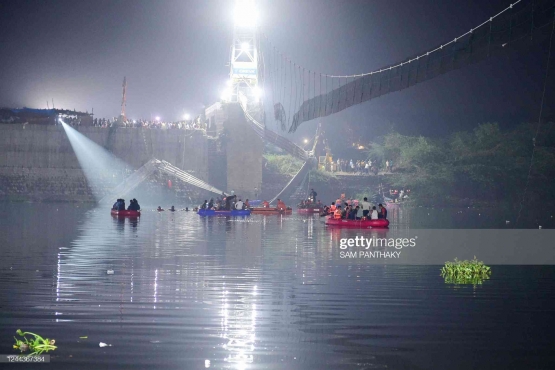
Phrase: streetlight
[{"left": 303, "top": 139, "right": 308, "bottom": 144}]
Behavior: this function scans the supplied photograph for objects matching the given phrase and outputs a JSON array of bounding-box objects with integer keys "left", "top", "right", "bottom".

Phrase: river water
[{"left": 0, "top": 203, "right": 554, "bottom": 369}]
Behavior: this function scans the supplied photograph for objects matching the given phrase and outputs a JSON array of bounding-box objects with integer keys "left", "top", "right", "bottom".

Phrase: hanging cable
[{"left": 516, "top": 8, "right": 555, "bottom": 226}]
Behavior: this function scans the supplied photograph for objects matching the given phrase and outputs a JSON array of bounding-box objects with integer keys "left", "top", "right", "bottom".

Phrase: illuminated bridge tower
[
  {"left": 228, "top": 0, "right": 262, "bottom": 108},
  {"left": 222, "top": 0, "right": 264, "bottom": 199}
]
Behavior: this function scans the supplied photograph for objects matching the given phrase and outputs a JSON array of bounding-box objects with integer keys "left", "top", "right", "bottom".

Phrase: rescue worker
[
  {"left": 262, "top": 200, "right": 270, "bottom": 208},
  {"left": 334, "top": 205, "right": 342, "bottom": 219},
  {"left": 378, "top": 204, "right": 388, "bottom": 219},
  {"left": 277, "top": 198, "right": 286, "bottom": 211},
  {"left": 329, "top": 202, "right": 337, "bottom": 214},
  {"left": 235, "top": 198, "right": 244, "bottom": 210}
]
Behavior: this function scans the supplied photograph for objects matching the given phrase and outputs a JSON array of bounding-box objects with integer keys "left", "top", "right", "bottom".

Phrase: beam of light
[{"left": 60, "top": 121, "right": 131, "bottom": 202}]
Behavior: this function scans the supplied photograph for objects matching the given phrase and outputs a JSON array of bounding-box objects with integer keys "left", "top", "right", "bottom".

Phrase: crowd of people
[
  {"left": 321, "top": 158, "right": 395, "bottom": 175},
  {"left": 323, "top": 197, "right": 388, "bottom": 220},
  {"left": 200, "top": 194, "right": 251, "bottom": 211},
  {"left": 91, "top": 118, "right": 207, "bottom": 130}
]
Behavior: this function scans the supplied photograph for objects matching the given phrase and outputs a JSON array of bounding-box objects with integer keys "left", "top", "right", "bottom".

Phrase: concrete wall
[
  {"left": 0, "top": 124, "right": 211, "bottom": 202},
  {"left": 223, "top": 104, "right": 263, "bottom": 199}
]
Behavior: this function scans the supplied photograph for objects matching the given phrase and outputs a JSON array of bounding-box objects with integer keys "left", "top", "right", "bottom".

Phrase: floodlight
[{"left": 234, "top": 0, "right": 257, "bottom": 27}]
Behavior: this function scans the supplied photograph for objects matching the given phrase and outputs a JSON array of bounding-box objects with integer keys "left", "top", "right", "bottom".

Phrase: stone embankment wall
[{"left": 0, "top": 125, "right": 211, "bottom": 202}]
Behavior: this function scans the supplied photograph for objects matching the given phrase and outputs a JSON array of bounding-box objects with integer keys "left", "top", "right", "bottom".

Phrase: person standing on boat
[
  {"left": 370, "top": 206, "right": 379, "bottom": 220},
  {"left": 356, "top": 205, "right": 363, "bottom": 220},
  {"left": 334, "top": 206, "right": 342, "bottom": 219},
  {"left": 309, "top": 188, "right": 317, "bottom": 203},
  {"left": 361, "top": 197, "right": 372, "bottom": 218},
  {"left": 235, "top": 199, "right": 244, "bottom": 210},
  {"left": 200, "top": 200, "right": 208, "bottom": 210},
  {"left": 277, "top": 199, "right": 287, "bottom": 211},
  {"left": 378, "top": 204, "right": 388, "bottom": 219}
]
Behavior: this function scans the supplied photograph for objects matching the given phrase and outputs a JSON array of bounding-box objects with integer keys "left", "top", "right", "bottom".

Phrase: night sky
[{"left": 1, "top": 0, "right": 553, "bottom": 143}]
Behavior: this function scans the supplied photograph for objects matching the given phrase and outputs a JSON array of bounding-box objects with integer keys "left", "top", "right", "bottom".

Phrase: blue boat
[{"left": 197, "top": 209, "right": 251, "bottom": 216}]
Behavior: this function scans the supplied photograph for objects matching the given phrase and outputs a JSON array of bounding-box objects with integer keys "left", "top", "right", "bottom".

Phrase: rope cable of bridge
[
  {"left": 516, "top": 7, "right": 555, "bottom": 226},
  {"left": 260, "top": 0, "right": 522, "bottom": 79}
]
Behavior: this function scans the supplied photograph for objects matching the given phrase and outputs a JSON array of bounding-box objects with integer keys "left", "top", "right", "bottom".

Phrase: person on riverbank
[
  {"left": 378, "top": 204, "right": 388, "bottom": 219},
  {"left": 370, "top": 206, "right": 379, "bottom": 220}
]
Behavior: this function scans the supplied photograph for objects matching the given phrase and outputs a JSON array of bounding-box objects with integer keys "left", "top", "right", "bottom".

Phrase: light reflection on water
[{"left": 0, "top": 203, "right": 554, "bottom": 370}]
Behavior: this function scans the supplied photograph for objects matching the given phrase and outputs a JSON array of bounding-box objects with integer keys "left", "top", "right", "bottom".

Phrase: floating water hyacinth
[
  {"left": 13, "top": 329, "right": 57, "bottom": 356},
  {"left": 441, "top": 256, "right": 491, "bottom": 285}
]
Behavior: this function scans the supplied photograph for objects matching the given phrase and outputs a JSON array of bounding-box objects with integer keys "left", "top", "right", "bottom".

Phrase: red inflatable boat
[
  {"left": 111, "top": 210, "right": 141, "bottom": 217},
  {"left": 325, "top": 216, "right": 389, "bottom": 228}
]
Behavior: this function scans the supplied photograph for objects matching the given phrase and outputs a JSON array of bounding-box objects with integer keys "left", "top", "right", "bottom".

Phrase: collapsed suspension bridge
[{"left": 107, "top": 0, "right": 555, "bottom": 205}]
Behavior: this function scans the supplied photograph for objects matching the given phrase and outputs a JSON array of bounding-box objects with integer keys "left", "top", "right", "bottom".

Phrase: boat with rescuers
[
  {"left": 111, "top": 198, "right": 141, "bottom": 217},
  {"left": 325, "top": 216, "right": 389, "bottom": 228}
]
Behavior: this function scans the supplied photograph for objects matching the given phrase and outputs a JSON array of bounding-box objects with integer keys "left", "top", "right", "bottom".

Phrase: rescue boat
[
  {"left": 325, "top": 216, "right": 389, "bottom": 228},
  {"left": 111, "top": 210, "right": 141, "bottom": 217}
]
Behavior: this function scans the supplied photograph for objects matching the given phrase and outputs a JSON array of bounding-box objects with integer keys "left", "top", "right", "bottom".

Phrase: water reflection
[
  {"left": 2, "top": 204, "right": 555, "bottom": 370},
  {"left": 220, "top": 285, "right": 257, "bottom": 369}
]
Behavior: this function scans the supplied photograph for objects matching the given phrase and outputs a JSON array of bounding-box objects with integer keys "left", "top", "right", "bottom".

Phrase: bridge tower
[
  {"left": 220, "top": 0, "right": 264, "bottom": 199},
  {"left": 120, "top": 76, "right": 127, "bottom": 122},
  {"left": 226, "top": 0, "right": 263, "bottom": 117}
]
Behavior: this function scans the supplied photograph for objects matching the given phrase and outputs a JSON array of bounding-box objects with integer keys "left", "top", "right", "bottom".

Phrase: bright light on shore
[
  {"left": 184, "top": 114, "right": 190, "bottom": 120},
  {"left": 155, "top": 116, "right": 160, "bottom": 121}
]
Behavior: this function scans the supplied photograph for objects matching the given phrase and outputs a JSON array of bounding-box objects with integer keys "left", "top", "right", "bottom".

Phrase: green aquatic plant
[
  {"left": 441, "top": 256, "right": 491, "bottom": 285},
  {"left": 13, "top": 329, "right": 57, "bottom": 356}
]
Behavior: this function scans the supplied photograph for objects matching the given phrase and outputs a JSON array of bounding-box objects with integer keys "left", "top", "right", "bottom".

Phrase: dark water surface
[{"left": 1, "top": 203, "right": 554, "bottom": 369}]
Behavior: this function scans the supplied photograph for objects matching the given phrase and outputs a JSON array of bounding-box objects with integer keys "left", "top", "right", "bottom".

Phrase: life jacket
[
  {"left": 330, "top": 205, "right": 336, "bottom": 213},
  {"left": 334, "top": 209, "right": 342, "bottom": 219},
  {"left": 381, "top": 207, "right": 387, "bottom": 219},
  {"left": 263, "top": 201, "right": 270, "bottom": 208}
]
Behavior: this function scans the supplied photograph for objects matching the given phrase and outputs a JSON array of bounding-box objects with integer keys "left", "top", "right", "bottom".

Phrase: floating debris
[
  {"left": 107, "top": 270, "right": 114, "bottom": 275},
  {"left": 99, "top": 342, "right": 112, "bottom": 347},
  {"left": 13, "top": 329, "right": 57, "bottom": 356}
]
